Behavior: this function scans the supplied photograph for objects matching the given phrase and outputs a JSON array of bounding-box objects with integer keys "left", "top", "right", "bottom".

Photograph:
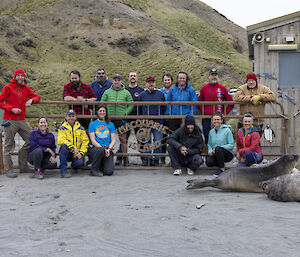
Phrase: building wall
[{"left": 248, "top": 18, "right": 300, "bottom": 150}]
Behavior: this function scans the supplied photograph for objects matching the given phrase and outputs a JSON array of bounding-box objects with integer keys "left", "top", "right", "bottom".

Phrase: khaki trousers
[{"left": 3, "top": 120, "right": 30, "bottom": 171}]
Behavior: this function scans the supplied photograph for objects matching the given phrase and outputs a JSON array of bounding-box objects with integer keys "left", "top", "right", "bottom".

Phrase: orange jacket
[{"left": 0, "top": 79, "right": 40, "bottom": 120}]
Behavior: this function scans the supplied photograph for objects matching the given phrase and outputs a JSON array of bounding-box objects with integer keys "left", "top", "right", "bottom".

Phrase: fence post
[
  {"left": 0, "top": 133, "right": 4, "bottom": 173},
  {"left": 294, "top": 110, "right": 300, "bottom": 170}
]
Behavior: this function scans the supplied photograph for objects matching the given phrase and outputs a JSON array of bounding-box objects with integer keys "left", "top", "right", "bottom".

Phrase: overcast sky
[{"left": 200, "top": 0, "right": 300, "bottom": 28}]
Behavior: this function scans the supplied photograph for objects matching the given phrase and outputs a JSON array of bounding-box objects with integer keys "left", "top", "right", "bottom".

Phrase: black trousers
[
  {"left": 205, "top": 146, "right": 233, "bottom": 169},
  {"left": 28, "top": 148, "right": 57, "bottom": 170},
  {"left": 90, "top": 147, "right": 114, "bottom": 175},
  {"left": 167, "top": 144, "right": 204, "bottom": 171}
]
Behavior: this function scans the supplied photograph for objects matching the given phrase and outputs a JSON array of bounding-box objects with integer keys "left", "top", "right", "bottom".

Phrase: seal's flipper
[{"left": 186, "top": 178, "right": 219, "bottom": 190}]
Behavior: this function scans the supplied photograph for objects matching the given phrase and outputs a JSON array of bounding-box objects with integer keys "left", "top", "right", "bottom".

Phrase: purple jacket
[{"left": 28, "top": 129, "right": 56, "bottom": 156}]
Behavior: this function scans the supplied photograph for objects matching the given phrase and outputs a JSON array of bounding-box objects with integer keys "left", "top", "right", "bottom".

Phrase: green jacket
[{"left": 101, "top": 86, "right": 133, "bottom": 117}]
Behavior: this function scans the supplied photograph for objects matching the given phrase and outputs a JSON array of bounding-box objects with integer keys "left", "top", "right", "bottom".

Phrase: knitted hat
[
  {"left": 66, "top": 109, "right": 76, "bottom": 116},
  {"left": 246, "top": 72, "right": 257, "bottom": 82},
  {"left": 185, "top": 115, "right": 195, "bottom": 126},
  {"left": 14, "top": 68, "right": 26, "bottom": 78}
]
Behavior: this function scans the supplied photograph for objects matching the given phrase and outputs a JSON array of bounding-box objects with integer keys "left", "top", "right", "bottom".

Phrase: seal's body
[
  {"left": 262, "top": 169, "right": 300, "bottom": 202},
  {"left": 186, "top": 154, "right": 298, "bottom": 193}
]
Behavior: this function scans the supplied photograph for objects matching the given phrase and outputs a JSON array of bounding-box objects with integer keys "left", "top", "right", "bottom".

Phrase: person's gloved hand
[{"left": 250, "top": 95, "right": 261, "bottom": 105}]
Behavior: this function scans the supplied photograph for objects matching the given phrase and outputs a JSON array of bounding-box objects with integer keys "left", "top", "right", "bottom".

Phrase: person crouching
[{"left": 167, "top": 115, "right": 204, "bottom": 175}]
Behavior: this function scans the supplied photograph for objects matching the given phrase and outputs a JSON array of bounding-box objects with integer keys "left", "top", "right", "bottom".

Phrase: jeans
[
  {"left": 202, "top": 118, "right": 211, "bottom": 145},
  {"left": 167, "top": 145, "right": 204, "bottom": 171},
  {"left": 59, "top": 144, "right": 85, "bottom": 173},
  {"left": 237, "top": 150, "right": 263, "bottom": 167},
  {"left": 28, "top": 148, "right": 57, "bottom": 170},
  {"left": 141, "top": 128, "right": 163, "bottom": 161}
]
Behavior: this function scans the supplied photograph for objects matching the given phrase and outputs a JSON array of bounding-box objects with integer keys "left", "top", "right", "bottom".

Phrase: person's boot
[
  {"left": 7, "top": 170, "right": 18, "bottom": 178},
  {"left": 115, "top": 156, "right": 122, "bottom": 166},
  {"left": 160, "top": 157, "right": 166, "bottom": 165},
  {"left": 123, "top": 157, "right": 129, "bottom": 167}
]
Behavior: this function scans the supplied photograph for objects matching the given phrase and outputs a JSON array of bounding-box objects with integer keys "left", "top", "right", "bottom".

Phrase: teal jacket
[
  {"left": 208, "top": 124, "right": 234, "bottom": 154},
  {"left": 101, "top": 86, "right": 133, "bottom": 117}
]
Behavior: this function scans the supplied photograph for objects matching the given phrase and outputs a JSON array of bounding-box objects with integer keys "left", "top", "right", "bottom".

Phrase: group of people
[{"left": 0, "top": 67, "right": 276, "bottom": 179}]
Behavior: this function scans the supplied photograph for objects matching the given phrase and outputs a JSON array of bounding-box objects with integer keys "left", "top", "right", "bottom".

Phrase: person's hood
[{"left": 220, "top": 124, "right": 232, "bottom": 132}]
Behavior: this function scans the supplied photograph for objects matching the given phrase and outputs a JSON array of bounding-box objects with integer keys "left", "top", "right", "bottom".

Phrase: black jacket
[{"left": 167, "top": 126, "right": 203, "bottom": 156}]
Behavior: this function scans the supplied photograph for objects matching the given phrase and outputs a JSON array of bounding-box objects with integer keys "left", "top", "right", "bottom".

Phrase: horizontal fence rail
[{"left": 0, "top": 100, "right": 289, "bottom": 172}]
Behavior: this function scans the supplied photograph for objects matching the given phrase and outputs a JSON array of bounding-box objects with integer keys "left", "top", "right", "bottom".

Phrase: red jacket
[
  {"left": 236, "top": 126, "right": 263, "bottom": 156},
  {"left": 198, "top": 83, "right": 233, "bottom": 115},
  {"left": 0, "top": 79, "right": 40, "bottom": 120}
]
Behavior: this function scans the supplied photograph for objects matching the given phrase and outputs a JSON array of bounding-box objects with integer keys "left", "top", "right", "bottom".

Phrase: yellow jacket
[
  {"left": 234, "top": 83, "right": 276, "bottom": 124},
  {"left": 58, "top": 121, "right": 89, "bottom": 156}
]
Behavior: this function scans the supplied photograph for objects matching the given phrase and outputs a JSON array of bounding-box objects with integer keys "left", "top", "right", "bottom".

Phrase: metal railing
[{"left": 0, "top": 100, "right": 289, "bottom": 172}]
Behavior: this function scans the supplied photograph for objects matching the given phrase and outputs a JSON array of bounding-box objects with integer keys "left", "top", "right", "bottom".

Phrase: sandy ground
[{"left": 0, "top": 168, "right": 299, "bottom": 257}]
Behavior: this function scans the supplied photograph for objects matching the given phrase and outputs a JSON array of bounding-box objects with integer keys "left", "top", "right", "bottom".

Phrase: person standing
[
  {"left": 167, "top": 71, "right": 198, "bottom": 131},
  {"left": 89, "top": 106, "right": 116, "bottom": 176},
  {"left": 236, "top": 112, "right": 263, "bottom": 167},
  {"left": 90, "top": 67, "right": 113, "bottom": 101},
  {"left": 101, "top": 74, "right": 133, "bottom": 166},
  {"left": 234, "top": 72, "right": 276, "bottom": 129},
  {"left": 0, "top": 68, "right": 40, "bottom": 178},
  {"left": 198, "top": 68, "right": 233, "bottom": 144},
  {"left": 58, "top": 110, "right": 89, "bottom": 178},
  {"left": 138, "top": 76, "right": 166, "bottom": 166},
  {"left": 160, "top": 72, "right": 173, "bottom": 164},
  {"left": 114, "top": 71, "right": 144, "bottom": 166},
  {"left": 63, "top": 70, "right": 96, "bottom": 129},
  {"left": 28, "top": 117, "right": 57, "bottom": 179},
  {"left": 167, "top": 115, "right": 204, "bottom": 175},
  {"left": 206, "top": 112, "right": 234, "bottom": 176}
]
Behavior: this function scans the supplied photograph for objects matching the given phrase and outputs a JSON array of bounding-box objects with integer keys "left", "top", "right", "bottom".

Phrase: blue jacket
[
  {"left": 90, "top": 80, "right": 113, "bottom": 101},
  {"left": 138, "top": 89, "right": 166, "bottom": 123},
  {"left": 160, "top": 87, "right": 170, "bottom": 115},
  {"left": 167, "top": 82, "right": 198, "bottom": 115},
  {"left": 207, "top": 124, "right": 234, "bottom": 154}
]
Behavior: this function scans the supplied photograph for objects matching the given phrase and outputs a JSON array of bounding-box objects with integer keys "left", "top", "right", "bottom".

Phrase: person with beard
[
  {"left": 115, "top": 72, "right": 144, "bottom": 165},
  {"left": 167, "top": 115, "right": 204, "bottom": 176},
  {"left": 90, "top": 68, "right": 113, "bottom": 101},
  {"left": 63, "top": 70, "right": 96, "bottom": 129},
  {"left": 0, "top": 68, "right": 40, "bottom": 178},
  {"left": 198, "top": 68, "right": 233, "bottom": 144},
  {"left": 160, "top": 72, "right": 173, "bottom": 164},
  {"left": 167, "top": 71, "right": 198, "bottom": 131}
]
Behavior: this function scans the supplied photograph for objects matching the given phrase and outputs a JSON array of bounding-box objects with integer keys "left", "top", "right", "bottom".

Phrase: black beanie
[{"left": 185, "top": 115, "right": 195, "bottom": 126}]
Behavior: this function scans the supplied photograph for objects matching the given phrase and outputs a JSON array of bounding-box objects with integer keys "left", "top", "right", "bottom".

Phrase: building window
[{"left": 279, "top": 52, "right": 300, "bottom": 89}]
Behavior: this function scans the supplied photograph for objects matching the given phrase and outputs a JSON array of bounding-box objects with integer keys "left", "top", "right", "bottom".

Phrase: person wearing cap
[
  {"left": 113, "top": 71, "right": 144, "bottom": 166},
  {"left": 138, "top": 76, "right": 166, "bottom": 166},
  {"left": 0, "top": 68, "right": 40, "bottom": 178},
  {"left": 57, "top": 109, "right": 89, "bottom": 178},
  {"left": 63, "top": 70, "right": 97, "bottom": 129},
  {"left": 167, "top": 71, "right": 198, "bottom": 131},
  {"left": 206, "top": 112, "right": 234, "bottom": 176},
  {"left": 234, "top": 72, "right": 276, "bottom": 129},
  {"left": 101, "top": 74, "right": 133, "bottom": 166},
  {"left": 90, "top": 67, "right": 113, "bottom": 101},
  {"left": 198, "top": 68, "right": 234, "bottom": 145},
  {"left": 167, "top": 115, "right": 204, "bottom": 175}
]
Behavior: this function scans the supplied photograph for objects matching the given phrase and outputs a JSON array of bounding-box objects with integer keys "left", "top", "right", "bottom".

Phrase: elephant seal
[
  {"left": 186, "top": 154, "right": 298, "bottom": 193},
  {"left": 261, "top": 168, "right": 300, "bottom": 202}
]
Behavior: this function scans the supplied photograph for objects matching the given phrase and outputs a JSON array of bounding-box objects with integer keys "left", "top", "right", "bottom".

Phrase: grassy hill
[{"left": 0, "top": 0, "right": 251, "bottom": 119}]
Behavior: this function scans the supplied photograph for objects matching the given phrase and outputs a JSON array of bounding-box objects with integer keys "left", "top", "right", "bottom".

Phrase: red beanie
[
  {"left": 246, "top": 72, "right": 257, "bottom": 82},
  {"left": 14, "top": 68, "right": 26, "bottom": 78}
]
